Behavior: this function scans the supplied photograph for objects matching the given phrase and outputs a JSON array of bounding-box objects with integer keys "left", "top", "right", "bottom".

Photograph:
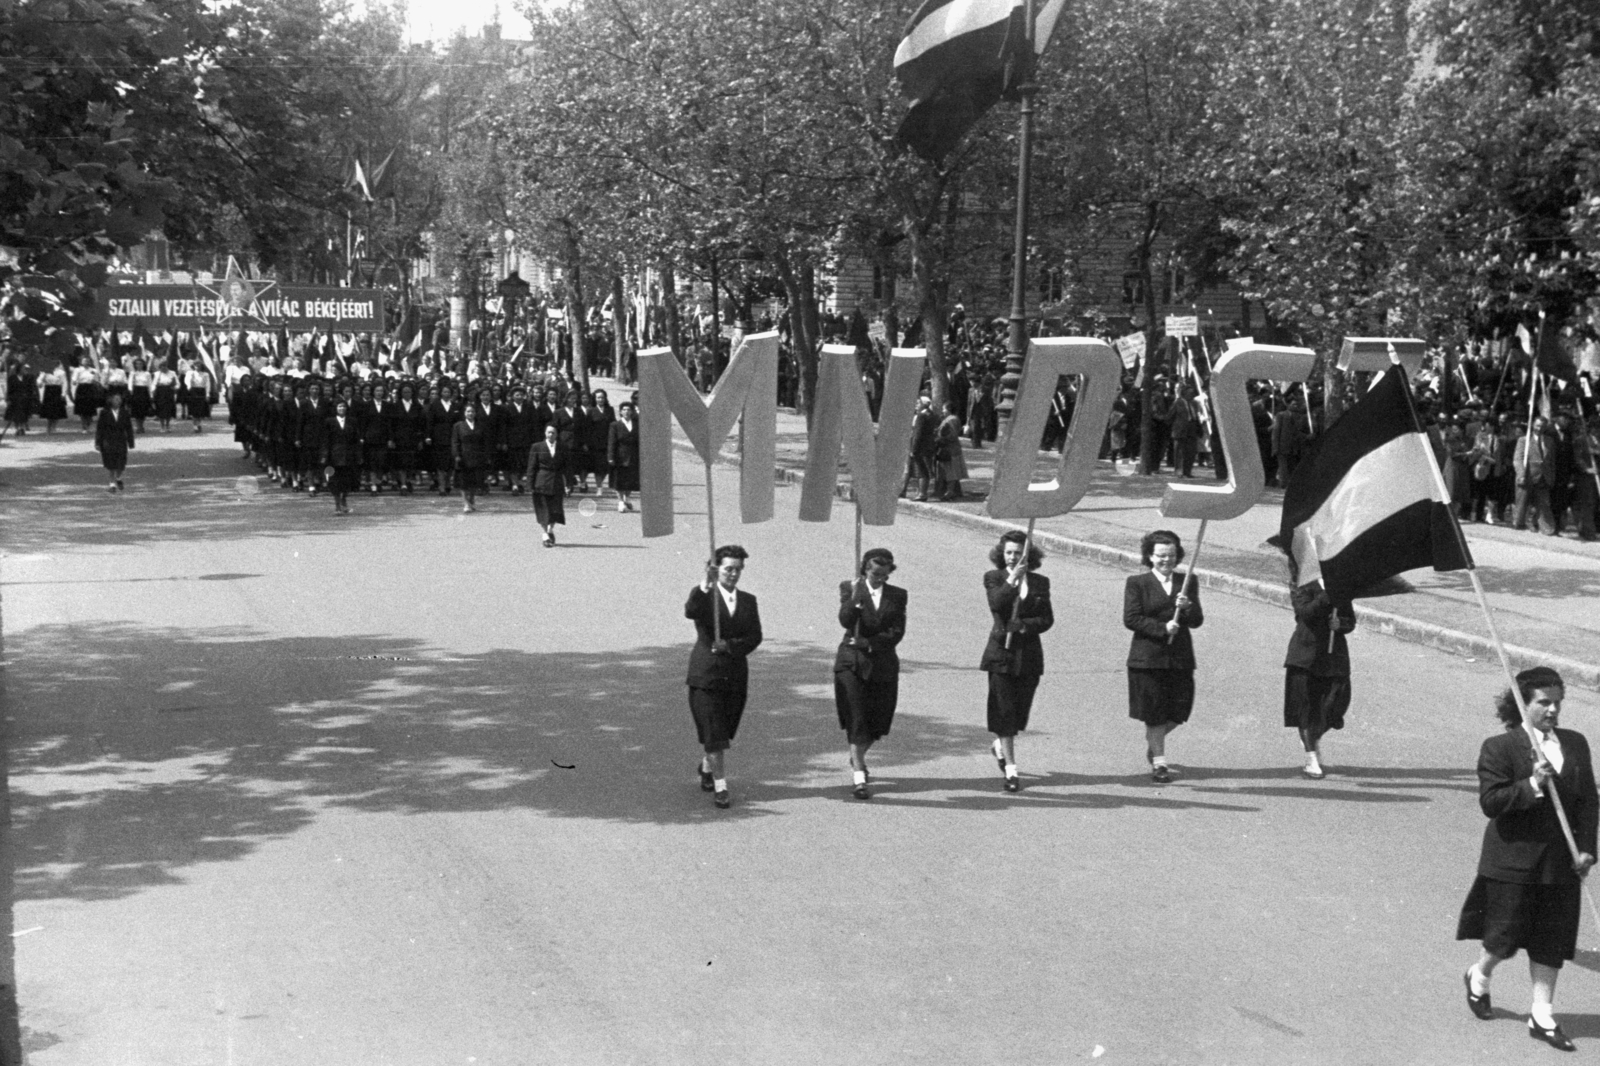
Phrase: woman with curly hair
[{"left": 980, "top": 530, "right": 1052, "bottom": 792}]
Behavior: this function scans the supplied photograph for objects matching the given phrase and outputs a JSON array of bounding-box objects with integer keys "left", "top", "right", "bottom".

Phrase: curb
[{"left": 676, "top": 439, "right": 1600, "bottom": 693}]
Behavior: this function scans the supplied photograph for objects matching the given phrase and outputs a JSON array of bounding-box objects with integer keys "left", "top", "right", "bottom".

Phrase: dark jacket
[
  {"left": 980, "top": 569, "right": 1053, "bottom": 677},
  {"left": 503, "top": 402, "right": 540, "bottom": 451},
  {"left": 323, "top": 415, "right": 363, "bottom": 468},
  {"left": 607, "top": 418, "right": 640, "bottom": 468},
  {"left": 1124, "top": 570, "right": 1204, "bottom": 670},
  {"left": 526, "top": 439, "right": 568, "bottom": 494},
  {"left": 835, "top": 580, "right": 907, "bottom": 682},
  {"left": 451, "top": 417, "right": 491, "bottom": 469},
  {"left": 684, "top": 585, "right": 763, "bottom": 692},
  {"left": 1476, "top": 727, "right": 1598, "bottom": 885},
  {"left": 386, "top": 400, "right": 427, "bottom": 451},
  {"left": 95, "top": 405, "right": 135, "bottom": 464},
  {"left": 1283, "top": 581, "right": 1355, "bottom": 675}
]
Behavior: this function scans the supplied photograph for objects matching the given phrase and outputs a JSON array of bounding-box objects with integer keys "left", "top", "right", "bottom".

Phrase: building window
[
  {"left": 1039, "top": 267, "right": 1064, "bottom": 303},
  {"left": 872, "top": 265, "right": 896, "bottom": 302}
]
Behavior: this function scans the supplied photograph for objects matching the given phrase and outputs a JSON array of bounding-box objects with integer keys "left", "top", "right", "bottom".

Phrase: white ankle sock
[
  {"left": 1004, "top": 763, "right": 1018, "bottom": 777},
  {"left": 713, "top": 778, "right": 728, "bottom": 792},
  {"left": 1468, "top": 965, "right": 1489, "bottom": 996},
  {"left": 1153, "top": 756, "right": 1169, "bottom": 768},
  {"left": 1531, "top": 1004, "right": 1557, "bottom": 1028},
  {"left": 853, "top": 770, "right": 867, "bottom": 785}
]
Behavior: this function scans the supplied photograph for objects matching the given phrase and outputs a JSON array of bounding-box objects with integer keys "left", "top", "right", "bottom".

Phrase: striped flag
[
  {"left": 1268, "top": 368, "right": 1473, "bottom": 599},
  {"left": 893, "top": 0, "right": 1067, "bottom": 160}
]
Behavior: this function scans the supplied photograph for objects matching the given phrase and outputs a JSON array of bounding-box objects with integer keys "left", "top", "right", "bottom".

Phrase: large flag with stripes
[
  {"left": 1268, "top": 368, "right": 1473, "bottom": 599},
  {"left": 893, "top": 0, "right": 1066, "bottom": 160}
]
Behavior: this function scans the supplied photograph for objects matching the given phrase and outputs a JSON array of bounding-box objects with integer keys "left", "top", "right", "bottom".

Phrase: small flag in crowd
[
  {"left": 893, "top": 0, "right": 1067, "bottom": 160},
  {"left": 1269, "top": 368, "right": 1473, "bottom": 600}
]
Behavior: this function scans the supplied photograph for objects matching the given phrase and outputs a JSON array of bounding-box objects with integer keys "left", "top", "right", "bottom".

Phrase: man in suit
[
  {"left": 900, "top": 396, "right": 938, "bottom": 501},
  {"left": 1459, "top": 667, "right": 1597, "bottom": 1050},
  {"left": 1169, "top": 383, "right": 1201, "bottom": 478},
  {"left": 685, "top": 545, "right": 763, "bottom": 809}
]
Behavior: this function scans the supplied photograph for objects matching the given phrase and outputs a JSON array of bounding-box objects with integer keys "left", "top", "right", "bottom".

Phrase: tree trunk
[
  {"left": 906, "top": 224, "right": 949, "bottom": 411},
  {"left": 661, "top": 262, "right": 682, "bottom": 362},
  {"left": 1321, "top": 357, "right": 1344, "bottom": 432},
  {"left": 563, "top": 237, "right": 587, "bottom": 391},
  {"left": 611, "top": 273, "right": 631, "bottom": 385},
  {"left": 774, "top": 252, "right": 821, "bottom": 426}
]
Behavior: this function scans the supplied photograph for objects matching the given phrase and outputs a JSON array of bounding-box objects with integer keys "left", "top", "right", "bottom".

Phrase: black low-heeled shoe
[
  {"left": 713, "top": 789, "right": 731, "bottom": 809},
  {"left": 1464, "top": 970, "right": 1492, "bottom": 1020},
  {"left": 698, "top": 764, "right": 714, "bottom": 792},
  {"left": 1528, "top": 1017, "right": 1576, "bottom": 1051},
  {"left": 853, "top": 782, "right": 870, "bottom": 800},
  {"left": 1004, "top": 776, "right": 1020, "bottom": 793}
]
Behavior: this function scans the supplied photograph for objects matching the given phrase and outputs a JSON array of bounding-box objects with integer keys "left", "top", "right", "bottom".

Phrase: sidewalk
[{"left": 642, "top": 387, "right": 1600, "bottom": 692}]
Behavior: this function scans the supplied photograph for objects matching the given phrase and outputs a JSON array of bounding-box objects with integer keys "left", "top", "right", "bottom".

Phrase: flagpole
[
  {"left": 1388, "top": 344, "right": 1596, "bottom": 913},
  {"left": 1169, "top": 519, "right": 1207, "bottom": 644},
  {"left": 705, "top": 460, "right": 721, "bottom": 646},
  {"left": 1004, "top": 518, "right": 1037, "bottom": 650},
  {"left": 996, "top": 0, "right": 1038, "bottom": 443}
]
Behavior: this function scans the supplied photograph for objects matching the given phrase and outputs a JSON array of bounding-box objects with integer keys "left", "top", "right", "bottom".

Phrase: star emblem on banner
[{"left": 194, "top": 257, "right": 277, "bottom": 326}]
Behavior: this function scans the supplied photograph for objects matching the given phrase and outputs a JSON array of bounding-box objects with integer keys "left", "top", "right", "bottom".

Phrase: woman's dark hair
[
  {"left": 1495, "top": 666, "right": 1565, "bottom": 726},
  {"left": 711, "top": 544, "right": 749, "bottom": 567},
  {"left": 1140, "top": 529, "right": 1185, "bottom": 568},
  {"left": 989, "top": 530, "right": 1043, "bottom": 571},
  {"left": 859, "top": 548, "right": 896, "bottom": 575}
]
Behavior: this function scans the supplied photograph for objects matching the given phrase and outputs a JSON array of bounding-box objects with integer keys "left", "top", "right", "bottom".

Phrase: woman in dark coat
[
  {"left": 387, "top": 383, "right": 426, "bottom": 493},
  {"left": 94, "top": 389, "right": 135, "bottom": 491},
  {"left": 981, "top": 530, "right": 1053, "bottom": 792},
  {"left": 1283, "top": 577, "right": 1355, "bottom": 779},
  {"left": 425, "top": 384, "right": 460, "bottom": 495},
  {"left": 451, "top": 402, "right": 490, "bottom": 513},
  {"left": 607, "top": 401, "right": 641, "bottom": 511},
  {"left": 526, "top": 422, "right": 567, "bottom": 546},
  {"left": 1459, "top": 667, "right": 1596, "bottom": 1051},
  {"left": 685, "top": 544, "right": 763, "bottom": 809},
  {"left": 1124, "top": 529, "right": 1203, "bottom": 783},
  {"left": 835, "top": 548, "right": 907, "bottom": 800},
  {"left": 322, "top": 398, "right": 363, "bottom": 515}
]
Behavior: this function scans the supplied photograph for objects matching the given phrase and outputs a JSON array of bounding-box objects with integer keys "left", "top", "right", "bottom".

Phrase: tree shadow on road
[{"left": 5, "top": 622, "right": 996, "bottom": 905}]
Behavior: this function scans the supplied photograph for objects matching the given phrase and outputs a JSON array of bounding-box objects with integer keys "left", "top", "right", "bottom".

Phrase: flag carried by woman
[{"left": 1269, "top": 367, "right": 1473, "bottom": 600}]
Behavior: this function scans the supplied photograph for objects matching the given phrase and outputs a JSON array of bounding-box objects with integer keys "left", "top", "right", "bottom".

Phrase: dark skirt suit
[
  {"left": 834, "top": 581, "right": 907, "bottom": 744},
  {"left": 294, "top": 399, "right": 329, "bottom": 475},
  {"left": 1282, "top": 581, "right": 1355, "bottom": 735},
  {"left": 608, "top": 419, "right": 641, "bottom": 493},
  {"left": 526, "top": 440, "right": 568, "bottom": 527},
  {"left": 502, "top": 403, "right": 540, "bottom": 479},
  {"left": 359, "top": 401, "right": 389, "bottom": 478},
  {"left": 685, "top": 586, "right": 764, "bottom": 753},
  {"left": 451, "top": 419, "right": 491, "bottom": 492},
  {"left": 980, "top": 570, "right": 1054, "bottom": 737},
  {"left": 323, "top": 416, "right": 364, "bottom": 495},
  {"left": 388, "top": 401, "right": 427, "bottom": 473},
  {"left": 95, "top": 406, "right": 135, "bottom": 471},
  {"left": 426, "top": 400, "right": 460, "bottom": 475},
  {"left": 1124, "top": 570, "right": 1204, "bottom": 725},
  {"left": 1457, "top": 727, "right": 1598, "bottom": 968}
]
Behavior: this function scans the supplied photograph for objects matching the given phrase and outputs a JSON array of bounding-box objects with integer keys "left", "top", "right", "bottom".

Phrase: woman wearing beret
[
  {"left": 686, "top": 545, "right": 763, "bottom": 810},
  {"left": 835, "top": 548, "right": 907, "bottom": 800},
  {"left": 1459, "top": 666, "right": 1596, "bottom": 1051},
  {"left": 981, "top": 530, "right": 1053, "bottom": 792},
  {"left": 1282, "top": 576, "right": 1355, "bottom": 779},
  {"left": 1124, "top": 529, "right": 1203, "bottom": 783}
]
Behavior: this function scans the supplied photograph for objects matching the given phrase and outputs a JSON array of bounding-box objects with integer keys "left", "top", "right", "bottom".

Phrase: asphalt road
[{"left": 3, "top": 425, "right": 1598, "bottom": 1065}]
